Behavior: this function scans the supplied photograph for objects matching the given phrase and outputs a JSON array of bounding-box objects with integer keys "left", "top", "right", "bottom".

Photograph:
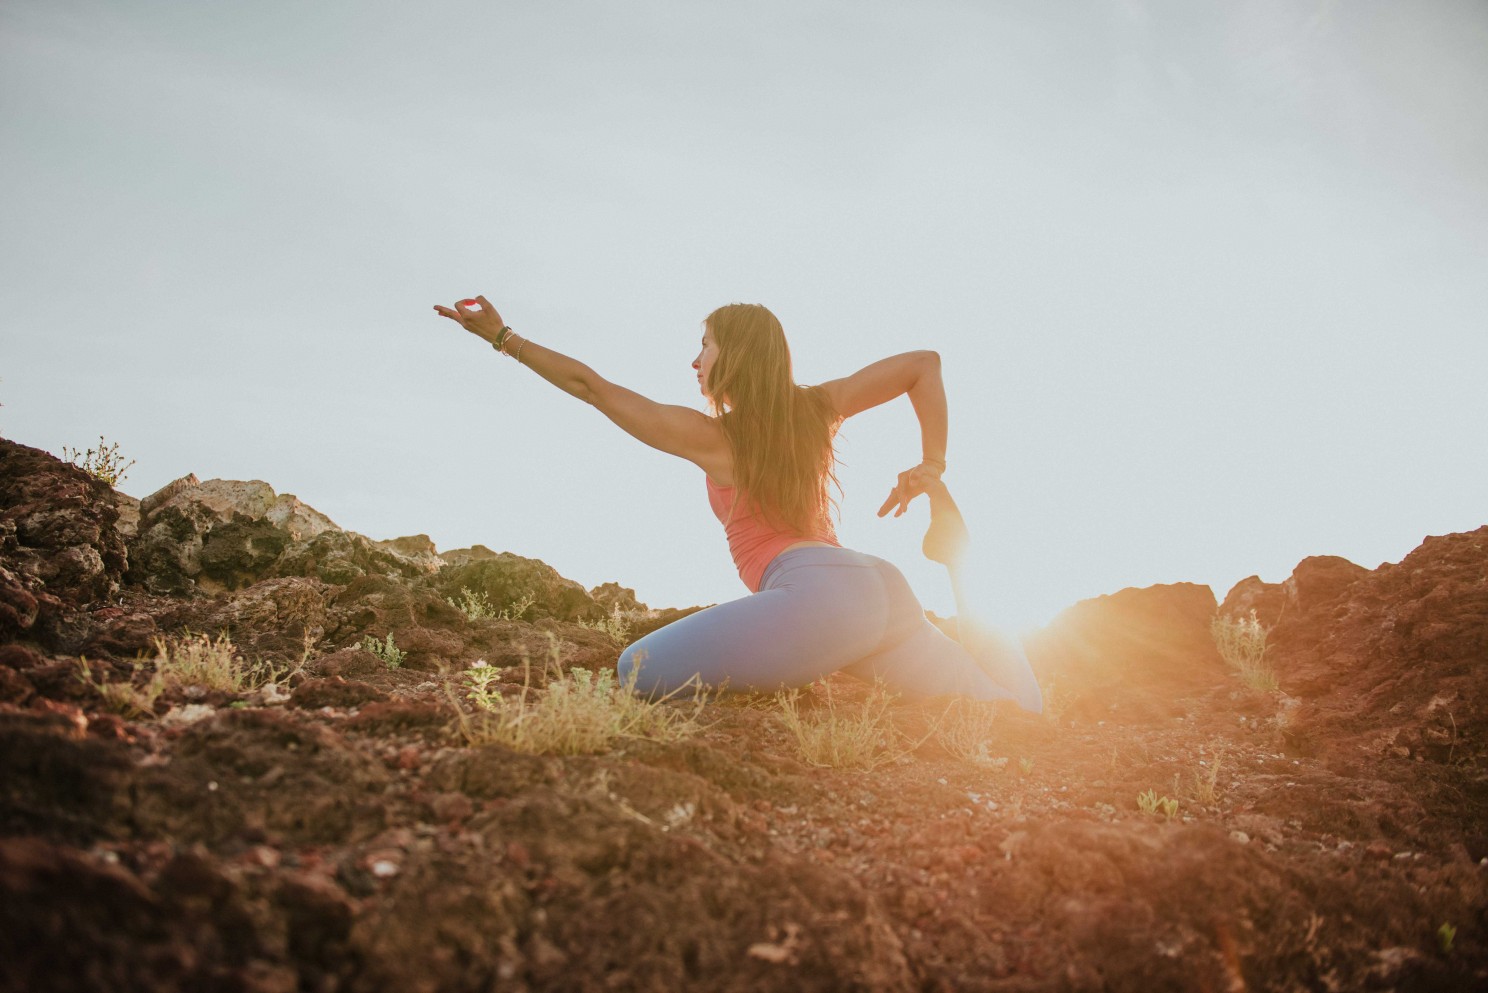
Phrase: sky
[{"left": 3, "top": 0, "right": 1486, "bottom": 632}]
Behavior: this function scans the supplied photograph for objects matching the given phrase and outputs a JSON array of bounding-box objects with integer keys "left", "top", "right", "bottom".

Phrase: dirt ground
[{"left": 2, "top": 438, "right": 1485, "bottom": 991}]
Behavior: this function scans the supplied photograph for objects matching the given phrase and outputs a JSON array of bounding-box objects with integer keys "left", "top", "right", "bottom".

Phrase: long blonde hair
[{"left": 704, "top": 303, "right": 841, "bottom": 533}]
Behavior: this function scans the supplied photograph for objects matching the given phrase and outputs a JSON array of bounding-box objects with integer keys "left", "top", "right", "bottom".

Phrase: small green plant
[
  {"left": 454, "top": 640, "right": 707, "bottom": 754},
  {"left": 500, "top": 591, "right": 538, "bottom": 621},
  {"left": 445, "top": 587, "right": 498, "bottom": 621},
  {"left": 775, "top": 681, "right": 930, "bottom": 771},
  {"left": 1018, "top": 756, "right": 1036, "bottom": 776},
  {"left": 444, "top": 587, "right": 537, "bottom": 623},
  {"left": 934, "top": 698, "right": 1000, "bottom": 766},
  {"left": 577, "top": 605, "right": 634, "bottom": 645},
  {"left": 1438, "top": 922, "right": 1456, "bottom": 954},
  {"left": 61, "top": 435, "right": 136, "bottom": 487},
  {"left": 361, "top": 632, "right": 405, "bottom": 669},
  {"left": 1211, "top": 610, "right": 1278, "bottom": 692},
  {"left": 1137, "top": 788, "right": 1180, "bottom": 819}
]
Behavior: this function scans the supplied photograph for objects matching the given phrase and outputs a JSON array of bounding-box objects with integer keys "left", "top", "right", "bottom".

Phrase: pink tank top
[{"left": 706, "top": 475, "right": 840, "bottom": 592}]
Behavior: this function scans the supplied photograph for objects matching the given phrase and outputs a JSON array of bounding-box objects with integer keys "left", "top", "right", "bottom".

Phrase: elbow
[
  {"left": 573, "top": 369, "right": 603, "bottom": 406},
  {"left": 918, "top": 350, "right": 941, "bottom": 381}
]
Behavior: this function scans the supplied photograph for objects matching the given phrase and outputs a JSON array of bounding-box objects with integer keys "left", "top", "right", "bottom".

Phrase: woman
[{"left": 433, "top": 296, "right": 1042, "bottom": 712}]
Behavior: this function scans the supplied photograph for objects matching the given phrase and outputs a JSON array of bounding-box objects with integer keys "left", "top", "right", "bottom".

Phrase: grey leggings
[{"left": 617, "top": 546, "right": 1042, "bottom": 709}]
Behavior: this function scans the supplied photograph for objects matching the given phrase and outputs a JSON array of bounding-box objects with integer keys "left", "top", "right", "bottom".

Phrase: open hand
[
  {"left": 433, "top": 295, "right": 506, "bottom": 346},
  {"left": 877, "top": 463, "right": 944, "bottom": 518}
]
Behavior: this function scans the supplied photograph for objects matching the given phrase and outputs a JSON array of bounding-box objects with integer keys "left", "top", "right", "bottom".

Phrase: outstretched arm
[
  {"left": 819, "top": 350, "right": 948, "bottom": 516},
  {"left": 434, "top": 296, "right": 723, "bottom": 469}
]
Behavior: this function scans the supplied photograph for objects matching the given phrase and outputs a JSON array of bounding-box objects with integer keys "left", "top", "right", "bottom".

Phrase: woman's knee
[{"left": 617, "top": 638, "right": 675, "bottom": 697}]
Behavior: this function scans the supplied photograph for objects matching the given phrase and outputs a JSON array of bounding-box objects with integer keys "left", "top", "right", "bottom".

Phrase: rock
[
  {"left": 1273, "top": 526, "right": 1488, "bottom": 764},
  {"left": 590, "top": 581, "right": 646, "bottom": 613},
  {"left": 1024, "top": 583, "right": 1224, "bottom": 723},
  {"left": 1218, "top": 575, "right": 1287, "bottom": 628},
  {"left": 291, "top": 676, "right": 389, "bottom": 710},
  {"left": 128, "top": 476, "right": 436, "bottom": 594},
  {"left": 1282, "top": 555, "right": 1369, "bottom": 614},
  {"left": 0, "top": 438, "right": 129, "bottom": 651},
  {"left": 438, "top": 544, "right": 501, "bottom": 569},
  {"left": 371, "top": 534, "right": 443, "bottom": 575},
  {"left": 272, "top": 529, "right": 435, "bottom": 586},
  {"left": 438, "top": 552, "right": 601, "bottom": 622},
  {"left": 110, "top": 491, "right": 141, "bottom": 542},
  {"left": 169, "top": 575, "right": 332, "bottom": 664}
]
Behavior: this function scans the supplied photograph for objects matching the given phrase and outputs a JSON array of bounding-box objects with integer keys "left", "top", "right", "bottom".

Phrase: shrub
[
  {"left": 444, "top": 587, "right": 537, "bottom": 623},
  {"left": 577, "top": 605, "right": 633, "bottom": 645},
  {"left": 453, "top": 640, "right": 707, "bottom": 755},
  {"left": 446, "top": 587, "right": 498, "bottom": 621},
  {"left": 361, "top": 633, "right": 405, "bottom": 669},
  {"left": 61, "top": 435, "right": 136, "bottom": 487},
  {"left": 775, "top": 681, "right": 929, "bottom": 770},
  {"left": 1211, "top": 610, "right": 1278, "bottom": 692}
]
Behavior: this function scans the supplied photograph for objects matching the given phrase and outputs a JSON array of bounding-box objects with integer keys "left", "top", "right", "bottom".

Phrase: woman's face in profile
[{"left": 693, "top": 325, "right": 719, "bottom": 399}]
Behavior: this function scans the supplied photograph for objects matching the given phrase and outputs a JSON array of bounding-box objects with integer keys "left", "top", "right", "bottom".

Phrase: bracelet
[
  {"left": 513, "top": 336, "right": 527, "bottom": 365},
  {"left": 921, "top": 456, "right": 947, "bottom": 472},
  {"left": 491, "top": 326, "right": 513, "bottom": 352}
]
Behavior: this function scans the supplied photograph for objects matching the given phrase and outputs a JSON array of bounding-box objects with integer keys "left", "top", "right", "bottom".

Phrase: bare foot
[{"left": 921, "top": 478, "right": 970, "bottom": 567}]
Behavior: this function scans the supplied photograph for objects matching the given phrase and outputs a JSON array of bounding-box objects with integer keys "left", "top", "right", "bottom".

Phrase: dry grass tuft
[
  {"left": 1211, "top": 610, "right": 1277, "bottom": 692},
  {"left": 78, "top": 630, "right": 290, "bottom": 717},
  {"left": 452, "top": 639, "right": 708, "bottom": 755},
  {"left": 934, "top": 697, "right": 1002, "bottom": 766},
  {"left": 775, "top": 681, "right": 928, "bottom": 770}
]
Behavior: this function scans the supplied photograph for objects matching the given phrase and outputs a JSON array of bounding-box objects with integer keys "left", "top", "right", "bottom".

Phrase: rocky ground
[{"left": 2, "top": 435, "right": 1484, "bottom": 992}]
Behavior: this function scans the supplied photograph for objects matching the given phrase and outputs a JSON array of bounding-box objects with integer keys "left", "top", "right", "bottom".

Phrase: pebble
[{"left": 1229, "top": 831, "right": 1250, "bottom": 844}]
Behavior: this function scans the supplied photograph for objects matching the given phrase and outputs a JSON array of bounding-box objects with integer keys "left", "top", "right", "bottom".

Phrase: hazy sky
[{"left": 4, "top": 0, "right": 1486, "bottom": 630}]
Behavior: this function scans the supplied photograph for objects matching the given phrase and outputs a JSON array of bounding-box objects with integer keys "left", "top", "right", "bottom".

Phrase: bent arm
[{"left": 820, "top": 350, "right": 947, "bottom": 466}]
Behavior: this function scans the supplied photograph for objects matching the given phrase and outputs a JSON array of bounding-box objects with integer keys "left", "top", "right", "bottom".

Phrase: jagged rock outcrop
[
  {"left": 126, "top": 475, "right": 437, "bottom": 593},
  {"left": 1256, "top": 528, "right": 1488, "bottom": 765},
  {"left": 0, "top": 439, "right": 129, "bottom": 652},
  {"left": 589, "top": 581, "right": 645, "bottom": 613},
  {"left": 1220, "top": 554, "right": 1371, "bottom": 629},
  {"left": 437, "top": 554, "right": 601, "bottom": 623},
  {"left": 1025, "top": 582, "right": 1224, "bottom": 722}
]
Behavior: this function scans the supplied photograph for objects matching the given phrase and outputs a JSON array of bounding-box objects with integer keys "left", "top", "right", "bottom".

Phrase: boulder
[
  {"left": 1282, "top": 555, "right": 1370, "bottom": 615},
  {"left": 128, "top": 476, "right": 433, "bottom": 593},
  {"left": 438, "top": 552, "right": 601, "bottom": 622},
  {"left": 438, "top": 544, "right": 501, "bottom": 569},
  {"left": 0, "top": 438, "right": 129, "bottom": 651},
  {"left": 271, "top": 529, "right": 437, "bottom": 586},
  {"left": 1270, "top": 526, "right": 1488, "bottom": 764},
  {"left": 1218, "top": 575, "right": 1287, "bottom": 628},
  {"left": 590, "top": 581, "right": 646, "bottom": 613},
  {"left": 1025, "top": 582, "right": 1224, "bottom": 722}
]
